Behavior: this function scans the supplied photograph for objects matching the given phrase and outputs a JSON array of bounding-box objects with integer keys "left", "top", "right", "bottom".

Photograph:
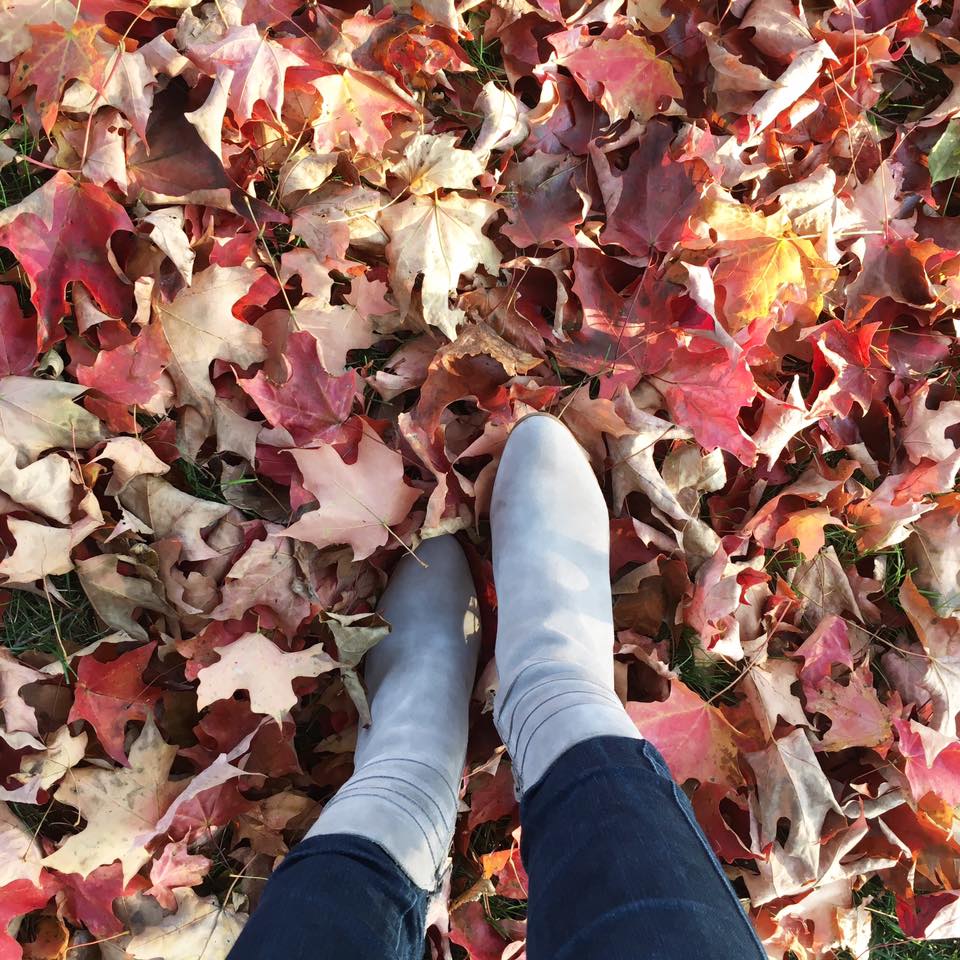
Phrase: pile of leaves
[{"left": 3, "top": 0, "right": 960, "bottom": 955}]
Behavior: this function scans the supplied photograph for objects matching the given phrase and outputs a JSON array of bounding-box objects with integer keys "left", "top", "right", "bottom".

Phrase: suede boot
[
  {"left": 491, "top": 415, "right": 640, "bottom": 795},
  {"left": 307, "top": 535, "right": 480, "bottom": 890}
]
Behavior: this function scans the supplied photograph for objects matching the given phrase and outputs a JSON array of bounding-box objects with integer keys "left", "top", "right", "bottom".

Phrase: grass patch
[
  {"left": 463, "top": 13, "right": 507, "bottom": 87},
  {"left": 176, "top": 458, "right": 232, "bottom": 505},
  {"left": 483, "top": 894, "right": 527, "bottom": 941},
  {"left": 825, "top": 527, "right": 915, "bottom": 610},
  {"left": 670, "top": 630, "right": 741, "bottom": 703},
  {"left": 0, "top": 126, "right": 48, "bottom": 288},
  {"left": 849, "top": 882, "right": 960, "bottom": 959},
  {"left": 0, "top": 126, "right": 43, "bottom": 210},
  {"left": 0, "top": 573, "right": 102, "bottom": 673},
  {"left": 871, "top": 54, "right": 953, "bottom": 129}
]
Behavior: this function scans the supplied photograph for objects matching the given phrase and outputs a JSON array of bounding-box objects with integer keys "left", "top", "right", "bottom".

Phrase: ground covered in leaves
[{"left": 2, "top": 0, "right": 960, "bottom": 957}]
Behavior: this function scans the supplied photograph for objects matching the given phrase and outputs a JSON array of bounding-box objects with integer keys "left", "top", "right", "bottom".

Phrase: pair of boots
[{"left": 307, "top": 416, "right": 640, "bottom": 890}]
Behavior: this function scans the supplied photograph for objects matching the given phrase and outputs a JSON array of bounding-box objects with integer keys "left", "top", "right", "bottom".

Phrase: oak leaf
[
  {"left": 745, "top": 729, "right": 843, "bottom": 878},
  {"left": 806, "top": 665, "right": 892, "bottom": 752}
]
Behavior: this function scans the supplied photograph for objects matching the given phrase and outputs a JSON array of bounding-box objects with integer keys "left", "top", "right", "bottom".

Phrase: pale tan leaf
[
  {"left": 94, "top": 436, "right": 170, "bottom": 495},
  {"left": 392, "top": 133, "right": 485, "bottom": 195},
  {"left": 195, "top": 632, "right": 338, "bottom": 722},
  {"left": 0, "top": 435, "right": 74, "bottom": 522},
  {"left": 379, "top": 192, "right": 501, "bottom": 340},
  {"left": 43, "top": 714, "right": 181, "bottom": 882},
  {"left": 0, "top": 646, "right": 44, "bottom": 746},
  {"left": 76, "top": 553, "right": 172, "bottom": 642},
  {"left": 0, "top": 801, "right": 44, "bottom": 887},
  {"left": 12, "top": 726, "right": 87, "bottom": 801},
  {"left": 119, "top": 476, "right": 232, "bottom": 562},
  {"left": 0, "top": 517, "right": 74, "bottom": 582},
  {"left": 126, "top": 889, "right": 244, "bottom": 960},
  {"left": 0, "top": 376, "right": 102, "bottom": 465},
  {"left": 153, "top": 264, "right": 266, "bottom": 452}
]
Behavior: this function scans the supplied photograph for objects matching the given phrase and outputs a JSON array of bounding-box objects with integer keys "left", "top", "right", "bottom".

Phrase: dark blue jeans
[{"left": 230, "top": 737, "right": 765, "bottom": 959}]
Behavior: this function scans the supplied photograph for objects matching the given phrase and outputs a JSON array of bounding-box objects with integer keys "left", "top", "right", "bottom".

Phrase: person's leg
[
  {"left": 519, "top": 737, "right": 766, "bottom": 959},
  {"left": 228, "top": 834, "right": 428, "bottom": 960},
  {"left": 490, "top": 416, "right": 764, "bottom": 960},
  {"left": 230, "top": 535, "right": 480, "bottom": 960}
]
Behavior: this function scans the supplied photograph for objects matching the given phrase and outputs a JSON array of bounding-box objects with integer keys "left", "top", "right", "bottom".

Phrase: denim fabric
[
  {"left": 520, "top": 736, "right": 767, "bottom": 960},
  {"left": 229, "top": 736, "right": 765, "bottom": 960},
  {"left": 228, "top": 833, "right": 428, "bottom": 960}
]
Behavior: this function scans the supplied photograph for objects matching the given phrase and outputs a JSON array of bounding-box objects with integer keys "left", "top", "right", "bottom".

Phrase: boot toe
[{"left": 492, "top": 414, "right": 605, "bottom": 526}]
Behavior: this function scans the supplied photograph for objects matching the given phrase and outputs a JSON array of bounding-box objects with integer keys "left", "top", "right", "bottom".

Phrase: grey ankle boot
[
  {"left": 307, "top": 535, "right": 480, "bottom": 890},
  {"left": 491, "top": 415, "right": 641, "bottom": 796}
]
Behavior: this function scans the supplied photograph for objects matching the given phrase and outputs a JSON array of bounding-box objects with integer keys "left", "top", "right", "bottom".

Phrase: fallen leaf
[
  {"left": 0, "top": 172, "right": 133, "bottom": 343},
  {"left": 76, "top": 553, "right": 172, "bottom": 643},
  {"left": 0, "top": 377, "right": 102, "bottom": 464},
  {"left": 210, "top": 526, "right": 311, "bottom": 635},
  {"left": 146, "top": 842, "right": 212, "bottom": 911},
  {"left": 195, "top": 632, "right": 338, "bottom": 722},
  {"left": 43, "top": 714, "right": 181, "bottom": 882},
  {"left": 125, "top": 889, "right": 244, "bottom": 960},
  {"left": 557, "top": 32, "right": 682, "bottom": 123},
  {"left": 627, "top": 679, "right": 745, "bottom": 789},
  {"left": 0, "top": 518, "right": 75, "bottom": 583},
  {"left": 284, "top": 422, "right": 420, "bottom": 560},
  {"left": 119, "top": 477, "right": 232, "bottom": 562},
  {"left": 239, "top": 331, "right": 357, "bottom": 445},
  {"left": 68, "top": 643, "right": 160, "bottom": 765},
  {"left": 379, "top": 192, "right": 501, "bottom": 340},
  {"left": 153, "top": 264, "right": 267, "bottom": 453}
]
